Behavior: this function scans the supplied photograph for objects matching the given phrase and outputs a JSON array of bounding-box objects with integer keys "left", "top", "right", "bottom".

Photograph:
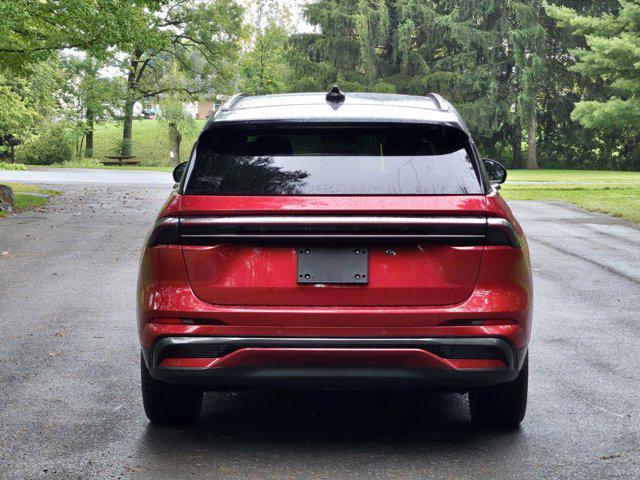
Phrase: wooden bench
[{"left": 100, "top": 155, "right": 141, "bottom": 166}]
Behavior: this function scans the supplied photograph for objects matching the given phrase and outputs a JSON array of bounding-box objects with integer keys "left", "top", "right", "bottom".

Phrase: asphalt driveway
[{"left": 0, "top": 171, "right": 638, "bottom": 479}]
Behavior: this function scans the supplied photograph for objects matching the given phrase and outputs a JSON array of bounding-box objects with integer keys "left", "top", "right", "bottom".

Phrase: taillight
[
  {"left": 146, "top": 217, "right": 179, "bottom": 247},
  {"left": 486, "top": 218, "right": 521, "bottom": 247},
  {"left": 146, "top": 216, "right": 522, "bottom": 248}
]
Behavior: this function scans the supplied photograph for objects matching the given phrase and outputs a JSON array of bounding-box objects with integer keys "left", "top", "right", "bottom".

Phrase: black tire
[
  {"left": 140, "top": 353, "right": 203, "bottom": 425},
  {"left": 469, "top": 353, "right": 528, "bottom": 428}
]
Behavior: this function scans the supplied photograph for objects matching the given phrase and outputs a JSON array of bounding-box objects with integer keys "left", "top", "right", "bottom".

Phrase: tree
[
  {"left": 158, "top": 91, "right": 199, "bottom": 167},
  {"left": 509, "top": 1, "right": 546, "bottom": 169},
  {"left": 547, "top": 1, "right": 640, "bottom": 169},
  {"left": 0, "top": 59, "right": 65, "bottom": 142},
  {"left": 290, "top": 0, "right": 543, "bottom": 167},
  {"left": 0, "top": 0, "right": 161, "bottom": 71},
  {"left": 59, "top": 55, "right": 125, "bottom": 157},
  {"left": 239, "top": 0, "right": 292, "bottom": 95},
  {"left": 115, "top": 0, "right": 244, "bottom": 157}
]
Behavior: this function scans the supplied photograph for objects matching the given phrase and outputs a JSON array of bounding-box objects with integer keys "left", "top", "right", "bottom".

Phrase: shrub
[
  {"left": 18, "top": 122, "right": 77, "bottom": 165},
  {"left": 0, "top": 162, "right": 27, "bottom": 170}
]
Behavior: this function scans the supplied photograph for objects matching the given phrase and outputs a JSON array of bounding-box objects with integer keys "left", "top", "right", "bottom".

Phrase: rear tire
[
  {"left": 140, "top": 353, "right": 203, "bottom": 425},
  {"left": 469, "top": 353, "right": 528, "bottom": 428}
]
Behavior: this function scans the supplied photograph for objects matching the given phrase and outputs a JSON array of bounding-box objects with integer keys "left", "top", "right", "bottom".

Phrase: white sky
[{"left": 243, "top": 0, "right": 315, "bottom": 33}]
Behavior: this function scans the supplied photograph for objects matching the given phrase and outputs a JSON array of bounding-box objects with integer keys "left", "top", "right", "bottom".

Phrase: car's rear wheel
[
  {"left": 469, "top": 353, "right": 528, "bottom": 428},
  {"left": 140, "top": 353, "right": 203, "bottom": 425}
]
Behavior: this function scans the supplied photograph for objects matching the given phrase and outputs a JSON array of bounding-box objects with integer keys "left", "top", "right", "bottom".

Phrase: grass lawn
[
  {"left": 0, "top": 183, "right": 60, "bottom": 218},
  {"left": 502, "top": 170, "right": 640, "bottom": 223},
  {"left": 6, "top": 119, "right": 204, "bottom": 171},
  {"left": 84, "top": 119, "right": 203, "bottom": 168}
]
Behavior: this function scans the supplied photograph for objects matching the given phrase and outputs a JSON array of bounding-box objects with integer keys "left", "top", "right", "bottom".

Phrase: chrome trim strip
[{"left": 152, "top": 336, "right": 515, "bottom": 370}]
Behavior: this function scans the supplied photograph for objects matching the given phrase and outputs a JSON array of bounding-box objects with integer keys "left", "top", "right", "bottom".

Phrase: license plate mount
[{"left": 297, "top": 247, "right": 369, "bottom": 284}]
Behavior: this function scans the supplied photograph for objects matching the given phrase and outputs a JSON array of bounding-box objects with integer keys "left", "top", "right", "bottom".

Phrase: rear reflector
[
  {"left": 429, "top": 344, "right": 509, "bottom": 364},
  {"left": 440, "top": 318, "right": 518, "bottom": 327},
  {"left": 157, "top": 344, "right": 235, "bottom": 363},
  {"left": 181, "top": 318, "right": 225, "bottom": 326}
]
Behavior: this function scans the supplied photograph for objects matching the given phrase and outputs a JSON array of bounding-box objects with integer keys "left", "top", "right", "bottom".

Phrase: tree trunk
[
  {"left": 121, "top": 98, "right": 135, "bottom": 157},
  {"left": 512, "top": 112, "right": 523, "bottom": 169},
  {"left": 168, "top": 122, "right": 182, "bottom": 168},
  {"left": 121, "top": 54, "right": 140, "bottom": 157},
  {"left": 526, "top": 105, "right": 538, "bottom": 170},
  {"left": 85, "top": 107, "right": 94, "bottom": 158}
]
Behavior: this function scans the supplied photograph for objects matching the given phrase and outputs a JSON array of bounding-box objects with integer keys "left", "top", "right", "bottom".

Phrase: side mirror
[
  {"left": 172, "top": 162, "right": 187, "bottom": 183},
  {"left": 482, "top": 158, "right": 507, "bottom": 185}
]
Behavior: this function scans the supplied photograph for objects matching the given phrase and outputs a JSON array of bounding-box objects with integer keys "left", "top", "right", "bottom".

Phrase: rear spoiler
[{"left": 147, "top": 216, "right": 521, "bottom": 248}]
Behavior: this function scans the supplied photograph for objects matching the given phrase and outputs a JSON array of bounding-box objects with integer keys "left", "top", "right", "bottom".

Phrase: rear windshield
[{"left": 184, "top": 124, "right": 482, "bottom": 195}]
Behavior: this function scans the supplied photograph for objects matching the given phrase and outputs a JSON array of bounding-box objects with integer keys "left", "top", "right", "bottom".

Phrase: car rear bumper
[{"left": 143, "top": 336, "right": 527, "bottom": 391}]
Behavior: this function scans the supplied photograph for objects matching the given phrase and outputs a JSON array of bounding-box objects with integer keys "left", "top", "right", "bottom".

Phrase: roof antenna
[{"left": 326, "top": 85, "right": 345, "bottom": 103}]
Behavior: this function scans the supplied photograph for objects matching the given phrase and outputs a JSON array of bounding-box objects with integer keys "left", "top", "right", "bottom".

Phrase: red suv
[{"left": 138, "top": 89, "right": 532, "bottom": 427}]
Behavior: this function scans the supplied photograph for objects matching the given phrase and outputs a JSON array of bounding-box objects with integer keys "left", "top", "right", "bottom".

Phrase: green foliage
[
  {"left": 288, "top": 0, "right": 638, "bottom": 171},
  {"left": 60, "top": 55, "right": 125, "bottom": 121},
  {"left": 122, "top": 0, "right": 245, "bottom": 100},
  {"left": 17, "top": 122, "right": 79, "bottom": 165},
  {"left": 0, "top": 60, "right": 65, "bottom": 139},
  {"left": 240, "top": 0, "right": 292, "bottom": 95},
  {"left": 546, "top": 0, "right": 640, "bottom": 169},
  {"left": 0, "top": 0, "right": 162, "bottom": 71},
  {"left": 290, "top": 0, "right": 547, "bottom": 165},
  {"left": 0, "top": 82, "right": 35, "bottom": 138},
  {"left": 0, "top": 162, "right": 27, "bottom": 171},
  {"left": 114, "top": 0, "right": 245, "bottom": 156}
]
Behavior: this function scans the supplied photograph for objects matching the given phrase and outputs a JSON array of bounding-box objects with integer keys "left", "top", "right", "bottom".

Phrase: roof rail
[
  {"left": 425, "top": 93, "right": 450, "bottom": 112},
  {"left": 221, "top": 93, "right": 250, "bottom": 111}
]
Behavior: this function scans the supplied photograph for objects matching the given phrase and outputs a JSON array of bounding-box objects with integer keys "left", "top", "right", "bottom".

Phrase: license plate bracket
[{"left": 297, "top": 247, "right": 368, "bottom": 284}]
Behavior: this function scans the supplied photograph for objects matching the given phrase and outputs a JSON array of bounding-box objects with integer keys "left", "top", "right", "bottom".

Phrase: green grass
[
  {"left": 502, "top": 170, "right": 640, "bottom": 223},
  {"left": 506, "top": 169, "right": 640, "bottom": 183},
  {"left": 88, "top": 119, "right": 204, "bottom": 167},
  {"left": 19, "top": 119, "right": 204, "bottom": 170},
  {"left": 0, "top": 183, "right": 60, "bottom": 218}
]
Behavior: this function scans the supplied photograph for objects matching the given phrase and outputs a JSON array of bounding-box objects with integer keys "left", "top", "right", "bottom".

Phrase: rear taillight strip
[
  {"left": 147, "top": 216, "right": 521, "bottom": 248},
  {"left": 181, "top": 216, "right": 488, "bottom": 226}
]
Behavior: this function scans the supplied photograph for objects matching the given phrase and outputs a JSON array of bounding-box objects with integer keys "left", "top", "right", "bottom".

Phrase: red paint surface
[{"left": 138, "top": 193, "right": 532, "bottom": 372}]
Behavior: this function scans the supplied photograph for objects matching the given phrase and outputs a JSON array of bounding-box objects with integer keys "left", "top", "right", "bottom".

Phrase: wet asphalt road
[{"left": 0, "top": 175, "right": 639, "bottom": 479}]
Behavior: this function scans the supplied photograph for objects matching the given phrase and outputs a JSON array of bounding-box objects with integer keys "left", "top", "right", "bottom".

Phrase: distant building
[{"left": 149, "top": 93, "right": 226, "bottom": 120}]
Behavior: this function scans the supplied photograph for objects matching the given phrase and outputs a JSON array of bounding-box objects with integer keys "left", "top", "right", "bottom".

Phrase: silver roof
[{"left": 207, "top": 92, "right": 467, "bottom": 131}]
